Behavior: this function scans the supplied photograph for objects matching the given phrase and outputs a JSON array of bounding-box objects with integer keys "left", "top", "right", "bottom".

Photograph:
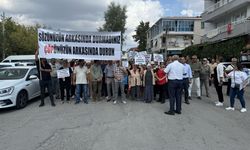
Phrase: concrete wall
[{"left": 194, "top": 20, "right": 204, "bottom": 44}]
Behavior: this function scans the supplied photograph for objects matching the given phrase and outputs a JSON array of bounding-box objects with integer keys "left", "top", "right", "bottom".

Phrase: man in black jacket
[{"left": 35, "top": 50, "right": 56, "bottom": 107}]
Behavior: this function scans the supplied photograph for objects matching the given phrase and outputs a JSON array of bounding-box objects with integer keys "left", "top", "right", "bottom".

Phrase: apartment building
[
  {"left": 202, "top": 0, "right": 250, "bottom": 43},
  {"left": 146, "top": 17, "right": 203, "bottom": 56}
]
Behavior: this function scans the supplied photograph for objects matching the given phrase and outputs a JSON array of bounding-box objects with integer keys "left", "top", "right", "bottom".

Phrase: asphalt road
[{"left": 0, "top": 86, "right": 250, "bottom": 150}]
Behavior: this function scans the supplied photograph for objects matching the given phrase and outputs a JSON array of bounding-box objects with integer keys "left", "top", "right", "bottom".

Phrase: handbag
[{"left": 234, "top": 71, "right": 240, "bottom": 88}]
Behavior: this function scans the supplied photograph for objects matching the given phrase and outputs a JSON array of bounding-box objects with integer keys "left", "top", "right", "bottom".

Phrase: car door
[{"left": 25, "top": 68, "right": 40, "bottom": 99}]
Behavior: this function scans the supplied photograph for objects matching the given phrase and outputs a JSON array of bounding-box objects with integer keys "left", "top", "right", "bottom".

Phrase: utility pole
[{"left": 1, "top": 12, "right": 6, "bottom": 60}]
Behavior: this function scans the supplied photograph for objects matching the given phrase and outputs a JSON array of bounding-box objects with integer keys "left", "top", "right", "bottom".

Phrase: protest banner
[
  {"left": 153, "top": 54, "right": 164, "bottom": 62},
  {"left": 128, "top": 51, "right": 138, "bottom": 60},
  {"left": 38, "top": 28, "right": 121, "bottom": 60},
  {"left": 122, "top": 60, "right": 129, "bottom": 68},
  {"left": 57, "top": 68, "right": 70, "bottom": 78},
  {"left": 134, "top": 55, "right": 146, "bottom": 65},
  {"left": 145, "top": 54, "right": 152, "bottom": 62}
]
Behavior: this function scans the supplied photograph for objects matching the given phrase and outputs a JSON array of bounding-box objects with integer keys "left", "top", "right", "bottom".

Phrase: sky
[{"left": 0, "top": 0, "right": 204, "bottom": 50}]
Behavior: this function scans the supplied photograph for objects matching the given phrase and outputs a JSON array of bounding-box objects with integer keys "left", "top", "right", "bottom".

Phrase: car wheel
[{"left": 16, "top": 90, "right": 28, "bottom": 109}]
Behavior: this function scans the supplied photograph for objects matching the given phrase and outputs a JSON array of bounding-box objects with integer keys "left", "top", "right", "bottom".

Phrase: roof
[
  {"left": 161, "top": 16, "right": 202, "bottom": 20},
  {"left": 1, "top": 66, "right": 37, "bottom": 69},
  {"left": 3, "top": 55, "right": 35, "bottom": 60}
]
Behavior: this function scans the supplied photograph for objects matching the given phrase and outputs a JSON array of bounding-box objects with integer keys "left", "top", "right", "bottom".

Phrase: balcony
[
  {"left": 202, "top": 0, "right": 250, "bottom": 22},
  {"left": 204, "top": 0, "right": 235, "bottom": 14},
  {"left": 203, "top": 19, "right": 250, "bottom": 42}
]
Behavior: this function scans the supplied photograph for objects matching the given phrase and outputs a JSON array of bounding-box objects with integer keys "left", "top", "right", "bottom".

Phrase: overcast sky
[{"left": 0, "top": 0, "right": 204, "bottom": 50}]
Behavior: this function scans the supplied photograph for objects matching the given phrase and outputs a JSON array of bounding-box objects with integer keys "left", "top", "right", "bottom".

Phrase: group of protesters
[{"left": 35, "top": 50, "right": 249, "bottom": 115}]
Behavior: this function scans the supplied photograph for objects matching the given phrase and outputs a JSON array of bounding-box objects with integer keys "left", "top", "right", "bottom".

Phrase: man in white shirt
[
  {"left": 214, "top": 58, "right": 225, "bottom": 106},
  {"left": 164, "top": 55, "right": 184, "bottom": 115},
  {"left": 180, "top": 57, "right": 192, "bottom": 104},
  {"left": 73, "top": 60, "right": 89, "bottom": 104}
]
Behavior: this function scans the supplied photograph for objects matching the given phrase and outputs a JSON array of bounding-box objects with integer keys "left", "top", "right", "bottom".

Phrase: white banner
[
  {"left": 135, "top": 55, "right": 146, "bottom": 65},
  {"left": 57, "top": 68, "right": 70, "bottom": 78},
  {"left": 153, "top": 54, "right": 164, "bottom": 62},
  {"left": 38, "top": 28, "right": 121, "bottom": 60},
  {"left": 122, "top": 60, "right": 129, "bottom": 68}
]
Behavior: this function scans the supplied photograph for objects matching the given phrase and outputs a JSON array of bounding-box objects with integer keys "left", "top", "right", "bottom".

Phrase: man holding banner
[{"left": 35, "top": 50, "right": 56, "bottom": 107}]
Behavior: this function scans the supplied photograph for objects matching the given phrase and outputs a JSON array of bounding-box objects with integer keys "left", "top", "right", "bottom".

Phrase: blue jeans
[
  {"left": 76, "top": 84, "right": 88, "bottom": 103},
  {"left": 230, "top": 87, "right": 246, "bottom": 108}
]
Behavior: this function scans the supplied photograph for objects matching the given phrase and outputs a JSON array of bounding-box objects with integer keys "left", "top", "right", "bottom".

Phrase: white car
[{"left": 0, "top": 66, "right": 40, "bottom": 109}]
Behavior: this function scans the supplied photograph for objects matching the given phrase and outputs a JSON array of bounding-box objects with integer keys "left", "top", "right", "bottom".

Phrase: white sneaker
[
  {"left": 225, "top": 107, "right": 235, "bottom": 111},
  {"left": 240, "top": 108, "right": 247, "bottom": 113},
  {"left": 122, "top": 101, "right": 127, "bottom": 104},
  {"left": 215, "top": 102, "right": 223, "bottom": 106},
  {"left": 214, "top": 101, "right": 220, "bottom": 104},
  {"left": 113, "top": 101, "right": 117, "bottom": 104}
]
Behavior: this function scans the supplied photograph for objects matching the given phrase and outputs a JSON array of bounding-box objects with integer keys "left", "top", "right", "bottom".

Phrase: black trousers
[
  {"left": 227, "top": 79, "right": 231, "bottom": 96},
  {"left": 39, "top": 80, "right": 55, "bottom": 104},
  {"left": 60, "top": 84, "right": 71, "bottom": 101},
  {"left": 168, "top": 80, "right": 183, "bottom": 112},
  {"left": 214, "top": 80, "right": 224, "bottom": 103},
  {"left": 158, "top": 84, "right": 166, "bottom": 103},
  {"left": 71, "top": 84, "right": 76, "bottom": 97},
  {"left": 182, "top": 78, "right": 189, "bottom": 102}
]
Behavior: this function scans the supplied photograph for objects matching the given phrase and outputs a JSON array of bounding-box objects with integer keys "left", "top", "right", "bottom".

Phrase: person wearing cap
[
  {"left": 200, "top": 58, "right": 211, "bottom": 98},
  {"left": 143, "top": 64, "right": 155, "bottom": 103},
  {"left": 59, "top": 60, "right": 73, "bottom": 104},
  {"left": 35, "top": 50, "right": 56, "bottom": 107}
]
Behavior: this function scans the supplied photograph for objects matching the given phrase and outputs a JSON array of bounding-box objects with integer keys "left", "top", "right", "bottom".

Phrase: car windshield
[{"left": 0, "top": 68, "right": 29, "bottom": 80}]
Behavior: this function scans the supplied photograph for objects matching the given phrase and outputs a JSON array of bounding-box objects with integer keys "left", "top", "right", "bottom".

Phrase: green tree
[
  {"left": 0, "top": 17, "right": 39, "bottom": 60},
  {"left": 99, "top": 2, "right": 127, "bottom": 44},
  {"left": 132, "top": 21, "right": 149, "bottom": 51}
]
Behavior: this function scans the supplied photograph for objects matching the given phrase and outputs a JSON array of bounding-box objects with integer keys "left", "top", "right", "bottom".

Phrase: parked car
[
  {"left": 0, "top": 62, "right": 22, "bottom": 68},
  {"left": 0, "top": 66, "right": 40, "bottom": 109},
  {"left": 1, "top": 55, "right": 35, "bottom": 63}
]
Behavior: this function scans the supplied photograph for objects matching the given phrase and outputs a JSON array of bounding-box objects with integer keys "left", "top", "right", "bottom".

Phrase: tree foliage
[
  {"left": 182, "top": 35, "right": 247, "bottom": 61},
  {"left": 132, "top": 21, "right": 149, "bottom": 51},
  {"left": 0, "top": 18, "right": 40, "bottom": 60},
  {"left": 99, "top": 2, "right": 127, "bottom": 44}
]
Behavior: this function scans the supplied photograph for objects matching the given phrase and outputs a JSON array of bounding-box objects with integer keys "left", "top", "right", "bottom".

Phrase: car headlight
[{"left": 0, "top": 87, "right": 14, "bottom": 97}]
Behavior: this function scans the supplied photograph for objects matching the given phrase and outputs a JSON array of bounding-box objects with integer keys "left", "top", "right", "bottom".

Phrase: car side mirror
[{"left": 28, "top": 75, "right": 38, "bottom": 80}]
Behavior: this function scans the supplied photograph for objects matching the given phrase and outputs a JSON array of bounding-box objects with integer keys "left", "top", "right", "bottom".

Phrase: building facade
[
  {"left": 202, "top": 0, "right": 250, "bottom": 43},
  {"left": 147, "top": 17, "right": 203, "bottom": 56}
]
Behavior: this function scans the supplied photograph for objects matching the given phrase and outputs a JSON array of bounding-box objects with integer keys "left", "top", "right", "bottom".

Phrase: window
[{"left": 201, "top": 22, "right": 205, "bottom": 29}]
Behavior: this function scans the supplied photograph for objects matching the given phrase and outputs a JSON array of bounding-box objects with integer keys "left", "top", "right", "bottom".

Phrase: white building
[
  {"left": 147, "top": 17, "right": 203, "bottom": 56},
  {"left": 202, "top": 0, "right": 250, "bottom": 43}
]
